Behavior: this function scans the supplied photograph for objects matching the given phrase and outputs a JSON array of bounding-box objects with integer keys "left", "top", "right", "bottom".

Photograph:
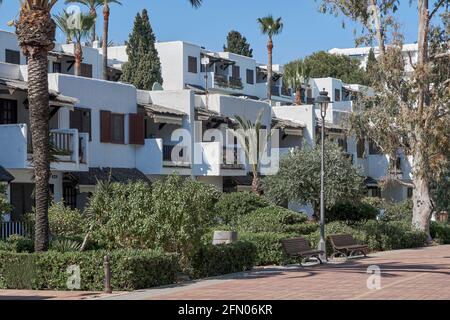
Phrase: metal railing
[
  {"left": 271, "top": 85, "right": 280, "bottom": 96},
  {"left": 0, "top": 221, "right": 33, "bottom": 240}
]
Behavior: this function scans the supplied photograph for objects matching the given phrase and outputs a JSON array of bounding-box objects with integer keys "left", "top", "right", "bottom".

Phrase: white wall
[
  {"left": 0, "top": 124, "right": 28, "bottom": 169},
  {"left": 0, "top": 30, "right": 26, "bottom": 65},
  {"left": 49, "top": 73, "right": 138, "bottom": 168}
]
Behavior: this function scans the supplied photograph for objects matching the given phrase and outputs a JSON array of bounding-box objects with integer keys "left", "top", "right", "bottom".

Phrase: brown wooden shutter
[
  {"left": 129, "top": 113, "right": 145, "bottom": 145},
  {"left": 100, "top": 110, "right": 111, "bottom": 143}
]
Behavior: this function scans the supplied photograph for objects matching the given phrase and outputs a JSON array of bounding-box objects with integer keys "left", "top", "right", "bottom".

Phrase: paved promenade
[{"left": 0, "top": 245, "right": 448, "bottom": 300}]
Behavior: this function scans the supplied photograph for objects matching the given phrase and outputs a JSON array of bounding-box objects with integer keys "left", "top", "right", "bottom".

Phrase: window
[
  {"left": 368, "top": 187, "right": 382, "bottom": 198},
  {"left": 246, "top": 69, "right": 254, "bottom": 84},
  {"left": 357, "top": 138, "right": 365, "bottom": 158},
  {"left": 63, "top": 184, "right": 77, "bottom": 209},
  {"left": 0, "top": 99, "right": 18, "bottom": 124},
  {"left": 70, "top": 107, "right": 91, "bottom": 140},
  {"left": 81, "top": 63, "right": 93, "bottom": 78},
  {"left": 52, "top": 62, "right": 62, "bottom": 73},
  {"left": 111, "top": 113, "right": 125, "bottom": 144},
  {"left": 407, "top": 187, "right": 413, "bottom": 199},
  {"left": 188, "top": 56, "right": 198, "bottom": 73},
  {"left": 232, "top": 65, "right": 240, "bottom": 79},
  {"left": 5, "top": 49, "right": 20, "bottom": 64},
  {"left": 337, "top": 137, "right": 348, "bottom": 152},
  {"left": 100, "top": 110, "right": 125, "bottom": 144},
  {"left": 335, "top": 89, "right": 341, "bottom": 102},
  {"left": 369, "top": 140, "right": 382, "bottom": 155}
]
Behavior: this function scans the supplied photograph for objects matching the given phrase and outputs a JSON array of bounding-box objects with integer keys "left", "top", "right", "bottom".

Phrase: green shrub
[
  {"left": 307, "top": 220, "right": 427, "bottom": 252},
  {"left": 0, "top": 184, "right": 12, "bottom": 217},
  {"left": 240, "top": 232, "right": 297, "bottom": 266},
  {"left": 151, "top": 175, "right": 221, "bottom": 262},
  {"left": 236, "top": 206, "right": 308, "bottom": 233},
  {"left": 190, "top": 241, "right": 256, "bottom": 278},
  {"left": 380, "top": 200, "right": 413, "bottom": 222},
  {"left": 0, "top": 235, "right": 34, "bottom": 253},
  {"left": 88, "top": 180, "right": 155, "bottom": 249},
  {"left": 50, "top": 238, "right": 82, "bottom": 253},
  {"left": 0, "top": 249, "right": 178, "bottom": 291},
  {"left": 214, "top": 192, "right": 271, "bottom": 225},
  {"left": 26, "top": 202, "right": 86, "bottom": 238},
  {"left": 430, "top": 221, "right": 450, "bottom": 244},
  {"left": 327, "top": 201, "right": 378, "bottom": 223}
]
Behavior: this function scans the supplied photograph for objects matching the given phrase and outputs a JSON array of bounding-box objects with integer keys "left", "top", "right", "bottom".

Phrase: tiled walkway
[
  {"left": 0, "top": 245, "right": 449, "bottom": 300},
  {"left": 104, "top": 245, "right": 450, "bottom": 300}
]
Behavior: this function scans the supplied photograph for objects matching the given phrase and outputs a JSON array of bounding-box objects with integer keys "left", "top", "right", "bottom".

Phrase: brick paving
[
  {"left": 104, "top": 245, "right": 450, "bottom": 300},
  {"left": 0, "top": 245, "right": 449, "bottom": 300}
]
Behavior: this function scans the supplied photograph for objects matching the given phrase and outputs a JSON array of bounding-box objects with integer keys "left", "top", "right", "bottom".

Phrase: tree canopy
[
  {"left": 302, "top": 51, "right": 368, "bottom": 84},
  {"left": 263, "top": 141, "right": 365, "bottom": 219},
  {"left": 120, "top": 9, "right": 162, "bottom": 90},
  {"left": 223, "top": 30, "right": 253, "bottom": 57}
]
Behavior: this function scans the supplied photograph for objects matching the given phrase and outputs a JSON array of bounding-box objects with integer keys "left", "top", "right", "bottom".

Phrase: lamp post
[{"left": 315, "top": 89, "right": 330, "bottom": 260}]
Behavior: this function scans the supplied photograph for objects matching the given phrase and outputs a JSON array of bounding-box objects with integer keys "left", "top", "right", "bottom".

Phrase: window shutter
[
  {"left": 100, "top": 110, "right": 111, "bottom": 143},
  {"left": 129, "top": 113, "right": 145, "bottom": 145}
]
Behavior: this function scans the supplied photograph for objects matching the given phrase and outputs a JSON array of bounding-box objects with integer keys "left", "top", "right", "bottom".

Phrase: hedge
[
  {"left": 430, "top": 222, "right": 450, "bottom": 244},
  {"left": 190, "top": 241, "right": 256, "bottom": 278},
  {"left": 0, "top": 249, "right": 178, "bottom": 291},
  {"left": 239, "top": 232, "right": 296, "bottom": 266}
]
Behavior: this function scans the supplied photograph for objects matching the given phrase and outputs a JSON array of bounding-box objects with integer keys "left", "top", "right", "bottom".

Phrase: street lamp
[{"left": 315, "top": 89, "right": 330, "bottom": 261}]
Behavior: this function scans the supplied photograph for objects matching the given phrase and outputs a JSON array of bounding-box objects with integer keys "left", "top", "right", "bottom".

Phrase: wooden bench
[
  {"left": 328, "top": 234, "right": 369, "bottom": 258},
  {"left": 281, "top": 237, "right": 324, "bottom": 265}
]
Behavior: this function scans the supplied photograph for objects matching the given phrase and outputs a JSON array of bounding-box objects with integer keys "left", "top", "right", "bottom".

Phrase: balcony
[
  {"left": 162, "top": 144, "right": 190, "bottom": 168},
  {"left": 229, "top": 77, "right": 243, "bottom": 90},
  {"left": 221, "top": 147, "right": 245, "bottom": 170},
  {"left": 281, "top": 86, "right": 292, "bottom": 97},
  {"left": 271, "top": 85, "right": 280, "bottom": 96},
  {"left": 0, "top": 124, "right": 88, "bottom": 172},
  {"left": 214, "top": 74, "right": 229, "bottom": 88}
]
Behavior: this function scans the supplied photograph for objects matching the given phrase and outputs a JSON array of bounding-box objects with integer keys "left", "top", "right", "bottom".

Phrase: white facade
[{"left": 329, "top": 43, "right": 419, "bottom": 73}]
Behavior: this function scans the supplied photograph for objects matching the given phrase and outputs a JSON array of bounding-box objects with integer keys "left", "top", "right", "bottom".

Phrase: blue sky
[{"left": 0, "top": 0, "right": 420, "bottom": 64}]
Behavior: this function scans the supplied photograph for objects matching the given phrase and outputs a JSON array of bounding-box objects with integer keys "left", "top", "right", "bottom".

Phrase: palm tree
[
  {"left": 283, "top": 59, "right": 311, "bottom": 105},
  {"left": 101, "top": 0, "right": 122, "bottom": 80},
  {"left": 14, "top": 0, "right": 58, "bottom": 252},
  {"left": 232, "top": 111, "right": 270, "bottom": 195},
  {"left": 257, "top": 15, "right": 283, "bottom": 102},
  {"left": 54, "top": 11, "right": 73, "bottom": 44},
  {"left": 55, "top": 11, "right": 95, "bottom": 76},
  {"left": 65, "top": 0, "right": 103, "bottom": 45}
]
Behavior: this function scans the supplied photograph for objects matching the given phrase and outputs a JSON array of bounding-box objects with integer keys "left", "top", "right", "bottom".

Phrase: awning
[
  {"left": 66, "top": 167, "right": 150, "bottom": 188},
  {"left": 138, "top": 103, "right": 185, "bottom": 125},
  {"left": 0, "top": 166, "right": 14, "bottom": 183},
  {"left": 202, "top": 53, "right": 236, "bottom": 66},
  {"left": 185, "top": 83, "right": 206, "bottom": 93},
  {"left": 317, "top": 119, "right": 344, "bottom": 132},
  {"left": 364, "top": 177, "right": 379, "bottom": 187},
  {"left": 272, "top": 118, "right": 305, "bottom": 136},
  {"left": 195, "top": 107, "right": 235, "bottom": 126},
  {"left": 0, "top": 77, "right": 78, "bottom": 110},
  {"left": 257, "top": 67, "right": 283, "bottom": 81}
]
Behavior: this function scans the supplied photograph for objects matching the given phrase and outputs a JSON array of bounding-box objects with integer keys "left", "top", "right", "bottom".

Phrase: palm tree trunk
[
  {"left": 28, "top": 51, "right": 51, "bottom": 252},
  {"left": 90, "top": 7, "right": 96, "bottom": 45},
  {"left": 295, "top": 86, "right": 302, "bottom": 105},
  {"left": 74, "top": 42, "right": 82, "bottom": 76},
  {"left": 267, "top": 37, "right": 273, "bottom": 102},
  {"left": 102, "top": 2, "right": 109, "bottom": 80},
  {"left": 251, "top": 171, "right": 262, "bottom": 195}
]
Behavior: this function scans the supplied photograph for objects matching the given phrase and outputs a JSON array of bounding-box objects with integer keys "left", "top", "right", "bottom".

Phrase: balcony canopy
[
  {"left": 0, "top": 166, "right": 14, "bottom": 183},
  {"left": 0, "top": 77, "right": 78, "bottom": 110},
  {"left": 66, "top": 167, "right": 150, "bottom": 188},
  {"left": 138, "top": 103, "right": 185, "bottom": 126},
  {"left": 201, "top": 53, "right": 236, "bottom": 67},
  {"left": 272, "top": 118, "right": 305, "bottom": 136},
  {"left": 195, "top": 107, "right": 236, "bottom": 127}
]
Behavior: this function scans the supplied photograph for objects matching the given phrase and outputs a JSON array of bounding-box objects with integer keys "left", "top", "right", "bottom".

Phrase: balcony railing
[
  {"left": 221, "top": 147, "right": 245, "bottom": 170},
  {"left": 214, "top": 74, "right": 229, "bottom": 88},
  {"left": 281, "top": 86, "right": 292, "bottom": 97},
  {"left": 1, "top": 221, "right": 33, "bottom": 240},
  {"left": 163, "top": 144, "right": 189, "bottom": 167},
  {"left": 51, "top": 131, "right": 74, "bottom": 156},
  {"left": 271, "top": 85, "right": 280, "bottom": 96},
  {"left": 229, "top": 77, "right": 243, "bottom": 90}
]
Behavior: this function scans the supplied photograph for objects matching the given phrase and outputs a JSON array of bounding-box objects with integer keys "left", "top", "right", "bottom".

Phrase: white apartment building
[
  {"left": 0, "top": 29, "right": 412, "bottom": 228},
  {"left": 329, "top": 43, "right": 419, "bottom": 73}
]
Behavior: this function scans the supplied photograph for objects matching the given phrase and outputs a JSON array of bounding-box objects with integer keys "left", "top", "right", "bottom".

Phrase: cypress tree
[
  {"left": 120, "top": 9, "right": 163, "bottom": 90},
  {"left": 223, "top": 30, "right": 253, "bottom": 57}
]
